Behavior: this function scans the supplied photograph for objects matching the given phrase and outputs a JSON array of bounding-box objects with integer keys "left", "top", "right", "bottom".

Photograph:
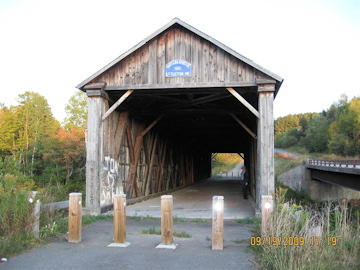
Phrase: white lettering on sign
[
  {"left": 166, "top": 59, "right": 192, "bottom": 78},
  {"left": 166, "top": 59, "right": 191, "bottom": 69}
]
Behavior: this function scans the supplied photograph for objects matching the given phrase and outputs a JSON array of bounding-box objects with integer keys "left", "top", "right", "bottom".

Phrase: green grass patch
[
  {"left": 234, "top": 217, "right": 259, "bottom": 225},
  {"left": 232, "top": 239, "right": 247, "bottom": 244},
  {"left": 128, "top": 215, "right": 160, "bottom": 222},
  {"left": 173, "top": 216, "right": 210, "bottom": 223},
  {"left": 140, "top": 227, "right": 192, "bottom": 238},
  {"left": 141, "top": 227, "right": 161, "bottom": 235},
  {"left": 82, "top": 214, "right": 113, "bottom": 226},
  {"left": 173, "top": 231, "right": 192, "bottom": 238}
]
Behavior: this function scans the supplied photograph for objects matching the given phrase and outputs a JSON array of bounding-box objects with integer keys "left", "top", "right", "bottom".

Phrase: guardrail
[
  {"left": 307, "top": 159, "right": 360, "bottom": 168},
  {"left": 30, "top": 196, "right": 70, "bottom": 239}
]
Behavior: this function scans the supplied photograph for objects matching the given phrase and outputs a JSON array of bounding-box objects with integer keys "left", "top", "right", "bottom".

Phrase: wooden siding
[
  {"left": 89, "top": 27, "right": 272, "bottom": 87},
  {"left": 100, "top": 109, "right": 210, "bottom": 204}
]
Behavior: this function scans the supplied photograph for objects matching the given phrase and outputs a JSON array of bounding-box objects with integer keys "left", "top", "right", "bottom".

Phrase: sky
[{"left": 0, "top": 0, "right": 359, "bottom": 123}]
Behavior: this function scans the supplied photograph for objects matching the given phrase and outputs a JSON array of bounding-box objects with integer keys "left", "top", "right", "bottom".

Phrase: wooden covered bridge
[{"left": 76, "top": 18, "right": 283, "bottom": 215}]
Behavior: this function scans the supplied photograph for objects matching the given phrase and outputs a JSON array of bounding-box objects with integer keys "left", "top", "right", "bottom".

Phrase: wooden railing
[
  {"left": 307, "top": 159, "right": 360, "bottom": 168},
  {"left": 31, "top": 196, "right": 70, "bottom": 239}
]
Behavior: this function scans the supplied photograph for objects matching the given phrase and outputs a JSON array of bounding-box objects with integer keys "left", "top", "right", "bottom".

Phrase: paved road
[{"left": 3, "top": 179, "right": 256, "bottom": 270}]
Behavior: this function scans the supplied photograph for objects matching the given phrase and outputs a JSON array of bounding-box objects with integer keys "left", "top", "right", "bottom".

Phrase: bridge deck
[{"left": 124, "top": 178, "right": 256, "bottom": 219}]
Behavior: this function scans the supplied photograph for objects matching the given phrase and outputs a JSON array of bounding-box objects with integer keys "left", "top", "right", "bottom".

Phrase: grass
[
  {"left": 140, "top": 227, "right": 192, "bottom": 238},
  {"left": 274, "top": 152, "right": 305, "bottom": 176},
  {"left": 173, "top": 231, "right": 192, "bottom": 238},
  {"left": 128, "top": 215, "right": 160, "bottom": 222},
  {"left": 141, "top": 227, "right": 161, "bottom": 235},
  {"left": 173, "top": 216, "right": 211, "bottom": 223},
  {"left": 232, "top": 239, "right": 247, "bottom": 244},
  {"left": 234, "top": 217, "right": 258, "bottom": 225},
  {"left": 249, "top": 188, "right": 360, "bottom": 270}
]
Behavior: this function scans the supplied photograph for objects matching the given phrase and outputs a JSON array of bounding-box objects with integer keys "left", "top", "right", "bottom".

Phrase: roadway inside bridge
[{"left": 126, "top": 178, "right": 256, "bottom": 219}]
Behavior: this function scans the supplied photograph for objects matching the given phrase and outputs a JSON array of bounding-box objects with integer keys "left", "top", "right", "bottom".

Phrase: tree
[
  {"left": 47, "top": 128, "right": 86, "bottom": 185},
  {"left": 62, "top": 91, "right": 88, "bottom": 130},
  {"left": 304, "top": 114, "right": 329, "bottom": 153},
  {"left": 0, "top": 92, "right": 60, "bottom": 176},
  {"left": 328, "top": 96, "right": 360, "bottom": 156}
]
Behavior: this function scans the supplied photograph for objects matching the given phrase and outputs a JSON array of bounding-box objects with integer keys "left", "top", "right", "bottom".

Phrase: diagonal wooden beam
[
  {"left": 229, "top": 113, "right": 257, "bottom": 139},
  {"left": 226, "top": 88, "right": 259, "bottom": 118},
  {"left": 140, "top": 115, "right": 163, "bottom": 137},
  {"left": 102, "top": 90, "right": 133, "bottom": 121}
]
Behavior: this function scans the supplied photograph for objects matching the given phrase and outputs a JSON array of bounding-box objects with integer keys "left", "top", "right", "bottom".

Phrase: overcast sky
[{"left": 1, "top": 0, "right": 359, "bottom": 122}]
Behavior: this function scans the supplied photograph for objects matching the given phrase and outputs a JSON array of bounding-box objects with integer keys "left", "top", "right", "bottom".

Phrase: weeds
[
  {"left": 253, "top": 188, "right": 360, "bottom": 269},
  {"left": 141, "top": 227, "right": 161, "bottom": 235},
  {"left": 173, "top": 231, "right": 191, "bottom": 238},
  {"left": 234, "top": 217, "right": 258, "bottom": 225},
  {"left": 140, "top": 227, "right": 192, "bottom": 238},
  {"left": 232, "top": 239, "right": 247, "bottom": 244}
]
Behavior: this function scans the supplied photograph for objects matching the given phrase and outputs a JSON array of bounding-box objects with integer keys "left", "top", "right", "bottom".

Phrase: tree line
[
  {"left": 275, "top": 95, "right": 360, "bottom": 157},
  {"left": 0, "top": 91, "right": 87, "bottom": 200}
]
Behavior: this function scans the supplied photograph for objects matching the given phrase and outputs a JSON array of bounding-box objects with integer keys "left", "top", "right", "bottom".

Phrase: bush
[
  {"left": 255, "top": 189, "right": 360, "bottom": 269},
  {"left": 0, "top": 173, "right": 36, "bottom": 257}
]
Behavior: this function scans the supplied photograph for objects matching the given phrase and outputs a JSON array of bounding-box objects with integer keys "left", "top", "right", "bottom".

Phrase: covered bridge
[{"left": 76, "top": 18, "right": 283, "bottom": 215}]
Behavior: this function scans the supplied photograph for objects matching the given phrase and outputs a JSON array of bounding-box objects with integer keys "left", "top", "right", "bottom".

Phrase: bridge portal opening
[{"left": 211, "top": 153, "right": 244, "bottom": 178}]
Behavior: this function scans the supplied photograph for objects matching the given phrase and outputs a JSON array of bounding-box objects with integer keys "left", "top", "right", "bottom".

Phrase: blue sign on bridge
[{"left": 166, "top": 59, "right": 191, "bottom": 77}]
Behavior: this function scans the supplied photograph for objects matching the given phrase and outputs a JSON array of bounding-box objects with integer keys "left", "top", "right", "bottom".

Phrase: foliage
[
  {"left": 173, "top": 230, "right": 192, "bottom": 238},
  {"left": 0, "top": 173, "right": 36, "bottom": 257},
  {"left": 141, "top": 227, "right": 161, "bottom": 235},
  {"left": 252, "top": 189, "right": 360, "bottom": 270},
  {"left": 212, "top": 153, "right": 243, "bottom": 176},
  {"left": 275, "top": 95, "right": 360, "bottom": 156},
  {"left": 62, "top": 91, "right": 88, "bottom": 130}
]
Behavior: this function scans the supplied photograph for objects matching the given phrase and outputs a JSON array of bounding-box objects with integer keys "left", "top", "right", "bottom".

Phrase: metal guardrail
[{"left": 307, "top": 159, "right": 360, "bottom": 168}]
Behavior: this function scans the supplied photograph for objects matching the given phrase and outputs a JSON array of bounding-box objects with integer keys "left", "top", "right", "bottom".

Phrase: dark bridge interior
[{"left": 108, "top": 87, "right": 257, "bottom": 154}]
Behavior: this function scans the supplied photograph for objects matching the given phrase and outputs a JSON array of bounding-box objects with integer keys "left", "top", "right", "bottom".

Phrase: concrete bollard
[
  {"left": 108, "top": 194, "right": 131, "bottom": 247},
  {"left": 68, "top": 193, "right": 82, "bottom": 243},
  {"left": 212, "top": 196, "right": 224, "bottom": 250},
  {"left": 261, "top": 195, "right": 274, "bottom": 234},
  {"left": 156, "top": 195, "right": 176, "bottom": 249}
]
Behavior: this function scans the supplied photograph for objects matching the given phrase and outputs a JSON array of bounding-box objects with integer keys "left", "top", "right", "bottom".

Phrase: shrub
[
  {"left": 255, "top": 189, "right": 360, "bottom": 269},
  {"left": 0, "top": 173, "right": 36, "bottom": 256}
]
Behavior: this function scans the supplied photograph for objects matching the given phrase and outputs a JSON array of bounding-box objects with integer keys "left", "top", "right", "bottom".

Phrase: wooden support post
[
  {"left": 33, "top": 199, "right": 41, "bottom": 239},
  {"left": 156, "top": 195, "right": 176, "bottom": 249},
  {"left": 212, "top": 196, "right": 224, "bottom": 250},
  {"left": 261, "top": 195, "right": 274, "bottom": 234},
  {"left": 85, "top": 90, "right": 105, "bottom": 215},
  {"left": 257, "top": 84, "right": 275, "bottom": 209},
  {"left": 30, "top": 191, "right": 40, "bottom": 239},
  {"left": 108, "top": 194, "right": 131, "bottom": 247},
  {"left": 68, "top": 193, "right": 82, "bottom": 243}
]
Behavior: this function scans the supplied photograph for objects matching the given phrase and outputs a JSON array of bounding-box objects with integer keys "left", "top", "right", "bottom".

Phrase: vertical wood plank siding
[
  {"left": 90, "top": 27, "right": 272, "bottom": 86},
  {"left": 100, "top": 109, "right": 211, "bottom": 203}
]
